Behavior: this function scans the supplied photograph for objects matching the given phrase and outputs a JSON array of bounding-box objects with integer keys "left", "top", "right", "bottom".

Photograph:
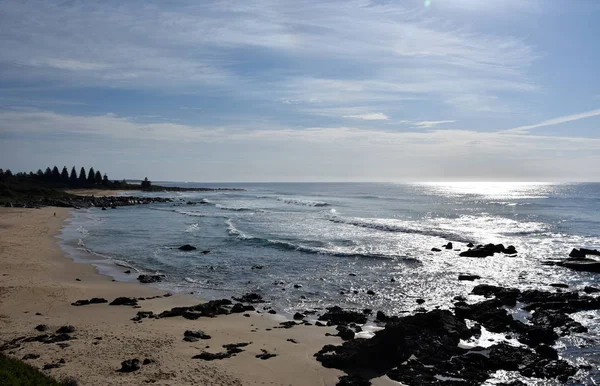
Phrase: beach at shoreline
[{"left": 0, "top": 207, "right": 392, "bottom": 386}]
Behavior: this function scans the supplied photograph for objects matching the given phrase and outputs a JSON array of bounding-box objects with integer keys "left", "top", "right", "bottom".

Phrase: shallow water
[{"left": 57, "top": 182, "right": 600, "bottom": 384}]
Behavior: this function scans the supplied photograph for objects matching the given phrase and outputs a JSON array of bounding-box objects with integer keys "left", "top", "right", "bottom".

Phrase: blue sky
[{"left": 1, "top": 0, "right": 599, "bottom": 181}]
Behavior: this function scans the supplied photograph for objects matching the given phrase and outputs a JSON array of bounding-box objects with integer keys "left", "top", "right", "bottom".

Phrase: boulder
[
  {"left": 56, "top": 325, "right": 75, "bottom": 334},
  {"left": 184, "top": 330, "right": 211, "bottom": 340},
  {"left": 137, "top": 274, "right": 164, "bottom": 284},
  {"left": 558, "top": 258, "right": 600, "bottom": 273},
  {"left": 319, "top": 306, "right": 368, "bottom": 325},
  {"left": 109, "top": 297, "right": 138, "bottom": 306},
  {"left": 445, "top": 242, "right": 453, "bottom": 250},
  {"left": 232, "top": 293, "right": 264, "bottom": 304},
  {"left": 178, "top": 244, "right": 197, "bottom": 251},
  {"left": 431, "top": 248, "right": 441, "bottom": 252},
  {"left": 118, "top": 358, "right": 140, "bottom": 372}
]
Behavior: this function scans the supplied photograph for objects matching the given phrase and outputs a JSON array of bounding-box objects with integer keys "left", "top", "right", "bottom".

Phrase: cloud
[
  {"left": 2, "top": 109, "right": 600, "bottom": 181},
  {"left": 0, "top": 0, "right": 537, "bottom": 114},
  {"left": 344, "top": 113, "right": 389, "bottom": 121},
  {"left": 413, "top": 120, "right": 455, "bottom": 128},
  {"left": 505, "top": 108, "right": 600, "bottom": 134}
]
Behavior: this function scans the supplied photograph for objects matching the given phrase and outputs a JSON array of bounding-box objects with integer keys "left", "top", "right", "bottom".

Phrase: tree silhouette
[
  {"left": 94, "top": 170, "right": 102, "bottom": 184},
  {"left": 5, "top": 169, "right": 13, "bottom": 178},
  {"left": 61, "top": 166, "right": 69, "bottom": 183},
  {"left": 102, "top": 174, "right": 109, "bottom": 185},
  {"left": 51, "top": 166, "right": 60, "bottom": 182},
  {"left": 79, "top": 167, "right": 87, "bottom": 185},
  {"left": 36, "top": 169, "right": 44, "bottom": 179},
  {"left": 87, "top": 167, "right": 95, "bottom": 184},
  {"left": 70, "top": 167, "right": 78, "bottom": 185},
  {"left": 44, "top": 167, "right": 52, "bottom": 180}
]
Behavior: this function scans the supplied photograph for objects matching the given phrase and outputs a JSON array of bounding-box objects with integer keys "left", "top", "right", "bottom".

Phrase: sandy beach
[{"left": 0, "top": 207, "right": 396, "bottom": 386}]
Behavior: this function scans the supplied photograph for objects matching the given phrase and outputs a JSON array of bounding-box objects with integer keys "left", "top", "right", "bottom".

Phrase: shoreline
[{"left": 0, "top": 207, "right": 397, "bottom": 386}]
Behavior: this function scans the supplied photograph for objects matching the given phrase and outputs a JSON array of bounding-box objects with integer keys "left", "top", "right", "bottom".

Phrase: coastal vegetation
[
  {"left": 0, "top": 353, "right": 77, "bottom": 386},
  {"left": 0, "top": 165, "right": 242, "bottom": 207}
]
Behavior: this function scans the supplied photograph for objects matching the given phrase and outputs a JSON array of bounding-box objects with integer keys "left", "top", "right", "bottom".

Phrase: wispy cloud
[
  {"left": 413, "top": 120, "right": 455, "bottom": 128},
  {"left": 344, "top": 113, "right": 389, "bottom": 121},
  {"left": 0, "top": 0, "right": 537, "bottom": 116},
  {"left": 505, "top": 108, "right": 600, "bottom": 134}
]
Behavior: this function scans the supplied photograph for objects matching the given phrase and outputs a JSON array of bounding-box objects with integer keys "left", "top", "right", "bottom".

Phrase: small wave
[
  {"left": 226, "top": 219, "right": 415, "bottom": 261},
  {"left": 184, "top": 277, "right": 200, "bottom": 283},
  {"left": 216, "top": 204, "right": 267, "bottom": 213},
  {"left": 277, "top": 197, "right": 330, "bottom": 207},
  {"left": 185, "top": 223, "right": 200, "bottom": 233},
  {"left": 77, "top": 226, "right": 89, "bottom": 235},
  {"left": 328, "top": 215, "right": 472, "bottom": 243}
]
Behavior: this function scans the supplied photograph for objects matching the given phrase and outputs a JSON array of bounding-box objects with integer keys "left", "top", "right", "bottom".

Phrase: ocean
[{"left": 57, "top": 182, "right": 600, "bottom": 382}]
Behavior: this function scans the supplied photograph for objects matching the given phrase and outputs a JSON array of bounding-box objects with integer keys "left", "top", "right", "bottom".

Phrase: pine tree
[
  {"left": 44, "top": 167, "right": 52, "bottom": 180},
  {"left": 102, "top": 174, "right": 109, "bottom": 186},
  {"left": 5, "top": 169, "right": 13, "bottom": 178},
  {"left": 52, "top": 166, "right": 60, "bottom": 182},
  {"left": 79, "top": 167, "right": 87, "bottom": 185},
  {"left": 61, "top": 166, "right": 69, "bottom": 183},
  {"left": 94, "top": 170, "right": 102, "bottom": 184},
  {"left": 36, "top": 169, "right": 44, "bottom": 179},
  {"left": 87, "top": 167, "right": 95, "bottom": 184},
  {"left": 70, "top": 167, "right": 78, "bottom": 185}
]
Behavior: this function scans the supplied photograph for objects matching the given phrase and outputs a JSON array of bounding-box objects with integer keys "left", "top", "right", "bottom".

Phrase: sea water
[{"left": 57, "top": 182, "right": 600, "bottom": 382}]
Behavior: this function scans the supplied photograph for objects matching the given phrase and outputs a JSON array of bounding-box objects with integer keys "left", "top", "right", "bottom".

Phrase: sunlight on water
[{"left": 417, "top": 181, "right": 554, "bottom": 199}]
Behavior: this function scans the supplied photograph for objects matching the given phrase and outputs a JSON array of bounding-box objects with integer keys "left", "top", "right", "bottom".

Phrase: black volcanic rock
[
  {"left": 178, "top": 244, "right": 197, "bottom": 251},
  {"left": 109, "top": 297, "right": 138, "bottom": 306},
  {"left": 137, "top": 274, "right": 164, "bottom": 284},
  {"left": 118, "top": 358, "right": 140, "bottom": 372},
  {"left": 319, "top": 306, "right": 368, "bottom": 325}
]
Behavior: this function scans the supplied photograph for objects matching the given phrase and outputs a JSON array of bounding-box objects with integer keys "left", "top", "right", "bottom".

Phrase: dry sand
[{"left": 0, "top": 207, "right": 397, "bottom": 385}]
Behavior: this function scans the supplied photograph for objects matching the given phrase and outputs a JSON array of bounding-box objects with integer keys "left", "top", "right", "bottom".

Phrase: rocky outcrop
[
  {"left": 137, "top": 274, "right": 164, "bottom": 284},
  {"left": 459, "top": 244, "right": 517, "bottom": 258}
]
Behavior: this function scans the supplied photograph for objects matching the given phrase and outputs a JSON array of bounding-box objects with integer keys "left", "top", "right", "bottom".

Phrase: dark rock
[
  {"left": 431, "top": 248, "right": 441, "bottom": 252},
  {"left": 184, "top": 330, "right": 211, "bottom": 340},
  {"left": 124, "top": 270, "right": 131, "bottom": 274},
  {"left": 251, "top": 265, "right": 264, "bottom": 270},
  {"left": 56, "top": 325, "right": 75, "bottom": 334},
  {"left": 558, "top": 258, "right": 600, "bottom": 273},
  {"left": 142, "top": 358, "right": 154, "bottom": 365},
  {"left": 294, "top": 284, "right": 302, "bottom": 289},
  {"left": 193, "top": 352, "right": 231, "bottom": 360},
  {"left": 375, "top": 311, "right": 390, "bottom": 322},
  {"left": 287, "top": 339, "right": 299, "bottom": 344},
  {"left": 232, "top": 293, "right": 264, "bottom": 304},
  {"left": 459, "top": 243, "right": 517, "bottom": 258},
  {"left": 110, "top": 297, "right": 138, "bottom": 306},
  {"left": 75, "top": 278, "right": 81, "bottom": 282},
  {"left": 35, "top": 324, "right": 48, "bottom": 332},
  {"left": 43, "top": 362, "right": 63, "bottom": 370},
  {"left": 349, "top": 273, "right": 356, "bottom": 276},
  {"left": 158, "top": 299, "right": 232, "bottom": 319},
  {"left": 445, "top": 242, "right": 453, "bottom": 250},
  {"left": 22, "top": 353, "right": 40, "bottom": 360},
  {"left": 231, "top": 303, "right": 246, "bottom": 313},
  {"left": 467, "top": 242, "right": 474, "bottom": 247},
  {"left": 550, "top": 283, "right": 569, "bottom": 289},
  {"left": 363, "top": 309, "right": 372, "bottom": 315},
  {"left": 458, "top": 274, "right": 481, "bottom": 281},
  {"left": 416, "top": 299, "right": 425, "bottom": 305},
  {"left": 293, "top": 312, "right": 306, "bottom": 320},
  {"left": 278, "top": 321, "right": 297, "bottom": 329},
  {"left": 268, "top": 310, "right": 277, "bottom": 314},
  {"left": 256, "top": 349, "right": 277, "bottom": 360},
  {"left": 178, "top": 244, "right": 197, "bottom": 251},
  {"left": 183, "top": 336, "right": 199, "bottom": 342},
  {"left": 118, "top": 358, "right": 140, "bottom": 372},
  {"left": 336, "top": 375, "right": 372, "bottom": 386},
  {"left": 71, "top": 297, "right": 108, "bottom": 306},
  {"left": 319, "top": 306, "right": 368, "bottom": 325},
  {"left": 366, "top": 290, "right": 375, "bottom": 296},
  {"left": 336, "top": 326, "right": 355, "bottom": 341},
  {"left": 137, "top": 274, "right": 164, "bottom": 284},
  {"left": 584, "top": 286, "right": 600, "bottom": 294},
  {"left": 315, "top": 321, "right": 326, "bottom": 327}
]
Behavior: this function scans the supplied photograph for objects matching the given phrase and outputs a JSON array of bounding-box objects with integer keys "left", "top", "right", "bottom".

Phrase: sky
[{"left": 1, "top": 0, "right": 600, "bottom": 182}]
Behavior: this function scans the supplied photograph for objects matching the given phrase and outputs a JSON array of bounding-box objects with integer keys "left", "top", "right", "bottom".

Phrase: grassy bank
[{"left": 0, "top": 353, "right": 76, "bottom": 386}]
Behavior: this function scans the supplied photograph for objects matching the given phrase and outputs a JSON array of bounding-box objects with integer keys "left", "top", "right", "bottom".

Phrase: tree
[
  {"left": 79, "top": 167, "right": 87, "bottom": 185},
  {"left": 36, "top": 169, "right": 44, "bottom": 179},
  {"left": 87, "top": 167, "right": 95, "bottom": 184},
  {"left": 102, "top": 174, "right": 109, "bottom": 186},
  {"left": 141, "top": 177, "right": 152, "bottom": 190},
  {"left": 70, "top": 167, "right": 78, "bottom": 185},
  {"left": 94, "top": 170, "right": 102, "bottom": 184},
  {"left": 61, "top": 166, "right": 69, "bottom": 183},
  {"left": 4, "top": 169, "right": 13, "bottom": 178},
  {"left": 44, "top": 167, "right": 52, "bottom": 180},
  {"left": 51, "top": 166, "right": 60, "bottom": 182}
]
